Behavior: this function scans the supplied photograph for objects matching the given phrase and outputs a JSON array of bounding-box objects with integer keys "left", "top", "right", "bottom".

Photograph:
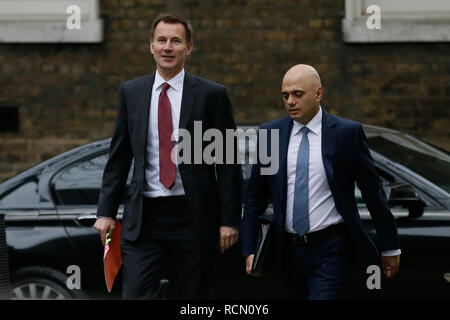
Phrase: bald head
[
  {"left": 281, "top": 64, "right": 323, "bottom": 125},
  {"left": 283, "top": 64, "right": 322, "bottom": 90}
]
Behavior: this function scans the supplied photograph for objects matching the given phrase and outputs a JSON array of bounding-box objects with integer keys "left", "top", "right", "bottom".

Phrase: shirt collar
[
  {"left": 154, "top": 69, "right": 185, "bottom": 92},
  {"left": 292, "top": 106, "right": 322, "bottom": 136}
]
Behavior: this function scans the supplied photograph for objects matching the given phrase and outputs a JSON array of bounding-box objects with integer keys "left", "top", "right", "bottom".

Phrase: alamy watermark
[
  {"left": 172, "top": 122, "right": 280, "bottom": 175},
  {"left": 66, "top": 265, "right": 81, "bottom": 290},
  {"left": 66, "top": 5, "right": 81, "bottom": 30},
  {"left": 366, "top": 4, "right": 381, "bottom": 30},
  {"left": 366, "top": 265, "right": 381, "bottom": 290}
]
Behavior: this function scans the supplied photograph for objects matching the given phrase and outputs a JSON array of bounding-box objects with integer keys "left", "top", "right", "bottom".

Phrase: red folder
[{"left": 103, "top": 219, "right": 122, "bottom": 293}]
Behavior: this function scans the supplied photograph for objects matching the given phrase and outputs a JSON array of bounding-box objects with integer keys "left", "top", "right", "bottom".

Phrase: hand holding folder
[
  {"left": 251, "top": 221, "right": 272, "bottom": 273},
  {"left": 103, "top": 219, "right": 122, "bottom": 293}
]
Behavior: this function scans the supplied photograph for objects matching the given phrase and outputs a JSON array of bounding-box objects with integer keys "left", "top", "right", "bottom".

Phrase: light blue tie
[{"left": 293, "top": 127, "right": 310, "bottom": 236}]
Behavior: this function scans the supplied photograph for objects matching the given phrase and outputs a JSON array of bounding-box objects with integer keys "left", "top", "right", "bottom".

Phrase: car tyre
[{"left": 10, "top": 266, "right": 87, "bottom": 300}]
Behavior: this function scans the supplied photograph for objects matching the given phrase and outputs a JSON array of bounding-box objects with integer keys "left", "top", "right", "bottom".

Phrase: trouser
[
  {"left": 284, "top": 223, "right": 351, "bottom": 300},
  {"left": 121, "top": 196, "right": 215, "bottom": 299}
]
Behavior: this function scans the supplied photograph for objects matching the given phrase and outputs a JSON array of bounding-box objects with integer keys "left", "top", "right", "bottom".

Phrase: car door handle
[
  {"left": 444, "top": 273, "right": 450, "bottom": 283},
  {"left": 76, "top": 215, "right": 98, "bottom": 227},
  {"left": 76, "top": 214, "right": 123, "bottom": 227}
]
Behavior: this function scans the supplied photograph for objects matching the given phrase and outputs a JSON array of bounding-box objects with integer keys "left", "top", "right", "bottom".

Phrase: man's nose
[
  {"left": 287, "top": 95, "right": 295, "bottom": 105},
  {"left": 163, "top": 40, "right": 173, "bottom": 51}
]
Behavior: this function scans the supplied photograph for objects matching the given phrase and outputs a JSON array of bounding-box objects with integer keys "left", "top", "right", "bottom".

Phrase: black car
[{"left": 0, "top": 125, "right": 449, "bottom": 299}]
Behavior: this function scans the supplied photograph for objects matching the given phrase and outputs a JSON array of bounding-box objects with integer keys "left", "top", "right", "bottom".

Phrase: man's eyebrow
[
  {"left": 157, "top": 36, "right": 183, "bottom": 41},
  {"left": 281, "top": 89, "right": 305, "bottom": 94}
]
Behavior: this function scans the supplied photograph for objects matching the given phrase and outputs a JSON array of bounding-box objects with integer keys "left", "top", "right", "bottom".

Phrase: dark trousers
[
  {"left": 284, "top": 224, "right": 351, "bottom": 300},
  {"left": 121, "top": 196, "right": 215, "bottom": 299}
]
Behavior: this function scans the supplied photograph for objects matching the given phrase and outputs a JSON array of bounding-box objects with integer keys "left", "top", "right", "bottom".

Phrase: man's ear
[
  {"left": 149, "top": 40, "right": 154, "bottom": 55},
  {"left": 316, "top": 86, "right": 324, "bottom": 102},
  {"left": 185, "top": 42, "right": 193, "bottom": 56}
]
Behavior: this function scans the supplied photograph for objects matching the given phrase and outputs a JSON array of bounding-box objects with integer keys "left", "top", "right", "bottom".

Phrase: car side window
[
  {"left": 52, "top": 153, "right": 132, "bottom": 205},
  {"left": 0, "top": 180, "right": 40, "bottom": 208}
]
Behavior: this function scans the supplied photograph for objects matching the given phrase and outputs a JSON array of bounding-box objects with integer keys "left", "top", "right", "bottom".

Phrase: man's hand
[
  {"left": 219, "top": 226, "right": 238, "bottom": 253},
  {"left": 382, "top": 254, "right": 400, "bottom": 278},
  {"left": 245, "top": 254, "right": 262, "bottom": 277},
  {"left": 94, "top": 217, "right": 116, "bottom": 246}
]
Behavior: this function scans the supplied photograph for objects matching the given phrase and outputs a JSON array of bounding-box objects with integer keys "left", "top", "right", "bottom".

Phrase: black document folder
[{"left": 251, "top": 212, "right": 273, "bottom": 272}]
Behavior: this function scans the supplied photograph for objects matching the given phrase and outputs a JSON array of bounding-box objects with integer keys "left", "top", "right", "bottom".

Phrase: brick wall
[{"left": 0, "top": 0, "right": 449, "bottom": 181}]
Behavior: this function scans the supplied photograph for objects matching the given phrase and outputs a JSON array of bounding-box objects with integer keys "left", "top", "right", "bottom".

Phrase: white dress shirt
[
  {"left": 284, "top": 107, "right": 400, "bottom": 257},
  {"left": 285, "top": 108, "right": 343, "bottom": 235},
  {"left": 143, "top": 69, "right": 186, "bottom": 197}
]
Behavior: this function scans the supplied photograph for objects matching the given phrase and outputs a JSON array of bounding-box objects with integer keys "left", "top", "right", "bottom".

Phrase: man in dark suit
[
  {"left": 240, "top": 64, "right": 400, "bottom": 299},
  {"left": 94, "top": 14, "right": 242, "bottom": 299}
]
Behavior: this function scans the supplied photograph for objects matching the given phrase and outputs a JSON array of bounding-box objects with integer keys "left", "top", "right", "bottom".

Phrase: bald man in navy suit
[{"left": 240, "top": 64, "right": 400, "bottom": 299}]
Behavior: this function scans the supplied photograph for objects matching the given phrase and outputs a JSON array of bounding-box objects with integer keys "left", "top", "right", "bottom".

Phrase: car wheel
[{"left": 10, "top": 266, "right": 85, "bottom": 300}]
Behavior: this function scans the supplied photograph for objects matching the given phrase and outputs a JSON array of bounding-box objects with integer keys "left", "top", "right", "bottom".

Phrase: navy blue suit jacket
[{"left": 240, "top": 109, "right": 399, "bottom": 267}]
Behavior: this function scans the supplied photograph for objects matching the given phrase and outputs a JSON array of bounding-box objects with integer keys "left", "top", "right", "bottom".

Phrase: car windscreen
[{"left": 367, "top": 135, "right": 450, "bottom": 193}]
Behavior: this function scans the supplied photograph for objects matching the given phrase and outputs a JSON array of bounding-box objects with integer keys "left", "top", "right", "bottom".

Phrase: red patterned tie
[{"left": 158, "top": 82, "right": 176, "bottom": 189}]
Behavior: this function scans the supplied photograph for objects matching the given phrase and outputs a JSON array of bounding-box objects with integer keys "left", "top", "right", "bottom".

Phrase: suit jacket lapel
[
  {"left": 136, "top": 75, "right": 154, "bottom": 167},
  {"left": 278, "top": 116, "right": 293, "bottom": 226},
  {"left": 321, "top": 109, "right": 337, "bottom": 195},
  {"left": 179, "top": 72, "right": 198, "bottom": 130},
  {"left": 135, "top": 72, "right": 197, "bottom": 167}
]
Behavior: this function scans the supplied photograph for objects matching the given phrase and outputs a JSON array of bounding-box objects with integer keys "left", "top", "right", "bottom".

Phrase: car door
[
  {"left": 345, "top": 172, "right": 450, "bottom": 299},
  {"left": 50, "top": 151, "right": 131, "bottom": 298},
  {"left": 1, "top": 176, "right": 82, "bottom": 299}
]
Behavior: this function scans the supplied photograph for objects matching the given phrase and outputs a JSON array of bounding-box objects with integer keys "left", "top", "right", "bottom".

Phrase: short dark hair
[{"left": 150, "top": 13, "right": 193, "bottom": 44}]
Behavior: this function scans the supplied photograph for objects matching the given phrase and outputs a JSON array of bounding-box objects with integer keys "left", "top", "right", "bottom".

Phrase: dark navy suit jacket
[{"left": 240, "top": 109, "right": 399, "bottom": 268}]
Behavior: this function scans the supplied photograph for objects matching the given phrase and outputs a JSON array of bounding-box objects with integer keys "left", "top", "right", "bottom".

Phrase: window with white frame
[
  {"left": 0, "top": 0, "right": 103, "bottom": 43},
  {"left": 342, "top": 0, "right": 450, "bottom": 42}
]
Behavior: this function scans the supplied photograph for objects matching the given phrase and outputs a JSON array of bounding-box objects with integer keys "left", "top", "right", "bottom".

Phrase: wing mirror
[{"left": 387, "top": 183, "right": 425, "bottom": 218}]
